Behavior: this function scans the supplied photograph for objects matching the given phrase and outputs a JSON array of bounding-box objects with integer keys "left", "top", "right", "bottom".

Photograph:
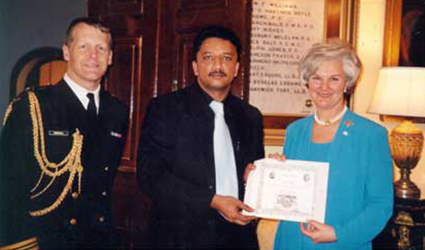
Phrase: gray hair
[{"left": 298, "top": 38, "right": 362, "bottom": 93}]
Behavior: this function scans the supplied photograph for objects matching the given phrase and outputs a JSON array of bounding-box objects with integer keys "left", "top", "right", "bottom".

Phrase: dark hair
[
  {"left": 64, "top": 17, "right": 113, "bottom": 49},
  {"left": 192, "top": 25, "right": 242, "bottom": 61}
]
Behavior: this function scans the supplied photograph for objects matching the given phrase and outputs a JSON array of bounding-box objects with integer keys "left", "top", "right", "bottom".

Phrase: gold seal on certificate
[{"left": 243, "top": 158, "right": 329, "bottom": 223}]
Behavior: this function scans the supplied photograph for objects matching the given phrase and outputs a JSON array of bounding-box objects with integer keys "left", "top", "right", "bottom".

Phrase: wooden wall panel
[
  {"left": 104, "top": 38, "right": 142, "bottom": 171},
  {"left": 174, "top": 33, "right": 196, "bottom": 91},
  {"left": 88, "top": 0, "right": 251, "bottom": 248},
  {"left": 157, "top": 0, "right": 251, "bottom": 99}
]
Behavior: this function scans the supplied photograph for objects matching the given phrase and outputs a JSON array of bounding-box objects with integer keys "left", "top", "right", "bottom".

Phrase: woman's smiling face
[{"left": 308, "top": 60, "right": 347, "bottom": 112}]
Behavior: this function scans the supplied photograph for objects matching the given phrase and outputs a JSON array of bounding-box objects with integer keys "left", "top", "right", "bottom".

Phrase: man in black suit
[
  {"left": 0, "top": 18, "right": 128, "bottom": 249},
  {"left": 137, "top": 26, "right": 265, "bottom": 249}
]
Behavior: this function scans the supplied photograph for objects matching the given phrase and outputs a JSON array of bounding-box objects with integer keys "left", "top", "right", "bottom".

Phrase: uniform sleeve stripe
[
  {"left": 0, "top": 237, "right": 38, "bottom": 250},
  {"left": 14, "top": 242, "right": 38, "bottom": 250}
]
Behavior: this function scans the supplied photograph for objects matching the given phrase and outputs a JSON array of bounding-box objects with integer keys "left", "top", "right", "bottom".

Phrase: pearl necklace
[{"left": 314, "top": 106, "right": 347, "bottom": 126}]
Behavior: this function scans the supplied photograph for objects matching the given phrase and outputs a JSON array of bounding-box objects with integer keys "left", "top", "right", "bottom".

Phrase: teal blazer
[{"left": 274, "top": 110, "right": 393, "bottom": 250}]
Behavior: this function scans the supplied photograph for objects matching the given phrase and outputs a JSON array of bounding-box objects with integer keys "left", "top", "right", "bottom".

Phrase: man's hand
[
  {"left": 210, "top": 195, "right": 257, "bottom": 225},
  {"left": 243, "top": 163, "right": 256, "bottom": 183},
  {"left": 299, "top": 220, "right": 337, "bottom": 243},
  {"left": 243, "top": 153, "right": 287, "bottom": 183}
]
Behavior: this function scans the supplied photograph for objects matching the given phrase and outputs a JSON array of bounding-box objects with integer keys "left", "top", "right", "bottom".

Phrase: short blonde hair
[{"left": 299, "top": 38, "right": 362, "bottom": 93}]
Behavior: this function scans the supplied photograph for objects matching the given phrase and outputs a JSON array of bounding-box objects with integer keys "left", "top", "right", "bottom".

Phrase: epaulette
[
  {"left": 2, "top": 86, "right": 41, "bottom": 126},
  {"left": 2, "top": 86, "right": 45, "bottom": 126},
  {"left": 2, "top": 96, "right": 22, "bottom": 126}
]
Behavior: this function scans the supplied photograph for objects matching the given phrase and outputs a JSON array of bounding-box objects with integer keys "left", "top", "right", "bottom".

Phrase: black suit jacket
[
  {"left": 137, "top": 83, "right": 264, "bottom": 249},
  {"left": 0, "top": 80, "right": 128, "bottom": 249}
]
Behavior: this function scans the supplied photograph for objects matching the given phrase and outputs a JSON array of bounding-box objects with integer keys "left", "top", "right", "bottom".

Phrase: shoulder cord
[
  {"left": 2, "top": 98, "right": 17, "bottom": 126},
  {"left": 27, "top": 91, "right": 84, "bottom": 217}
]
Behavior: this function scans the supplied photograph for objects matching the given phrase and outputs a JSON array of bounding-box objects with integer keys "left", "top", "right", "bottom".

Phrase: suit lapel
[
  {"left": 51, "top": 80, "right": 88, "bottom": 134},
  {"left": 97, "top": 90, "right": 115, "bottom": 149},
  {"left": 184, "top": 84, "right": 216, "bottom": 182},
  {"left": 97, "top": 89, "right": 109, "bottom": 135}
]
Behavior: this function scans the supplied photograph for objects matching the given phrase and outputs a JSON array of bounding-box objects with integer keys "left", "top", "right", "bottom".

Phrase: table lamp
[{"left": 369, "top": 67, "right": 425, "bottom": 200}]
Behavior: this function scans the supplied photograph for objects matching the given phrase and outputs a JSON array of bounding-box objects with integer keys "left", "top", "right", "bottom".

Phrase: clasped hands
[{"left": 243, "top": 153, "right": 337, "bottom": 244}]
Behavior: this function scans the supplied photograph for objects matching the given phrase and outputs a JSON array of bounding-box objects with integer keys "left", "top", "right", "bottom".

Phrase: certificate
[{"left": 242, "top": 158, "right": 329, "bottom": 223}]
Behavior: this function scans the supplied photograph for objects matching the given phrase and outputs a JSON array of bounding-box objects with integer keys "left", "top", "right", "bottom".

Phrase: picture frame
[
  {"left": 255, "top": 0, "right": 359, "bottom": 146},
  {"left": 383, "top": 0, "right": 425, "bottom": 67}
]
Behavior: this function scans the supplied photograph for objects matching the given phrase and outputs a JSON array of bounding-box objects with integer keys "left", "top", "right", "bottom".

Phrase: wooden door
[
  {"left": 156, "top": 0, "right": 252, "bottom": 98},
  {"left": 88, "top": 0, "right": 157, "bottom": 248}
]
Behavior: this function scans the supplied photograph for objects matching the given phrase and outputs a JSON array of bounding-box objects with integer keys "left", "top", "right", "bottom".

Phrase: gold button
[
  {"left": 99, "top": 216, "right": 105, "bottom": 222},
  {"left": 104, "top": 166, "right": 109, "bottom": 171},
  {"left": 102, "top": 191, "right": 107, "bottom": 196},
  {"left": 70, "top": 218, "right": 77, "bottom": 225},
  {"left": 72, "top": 192, "right": 79, "bottom": 199}
]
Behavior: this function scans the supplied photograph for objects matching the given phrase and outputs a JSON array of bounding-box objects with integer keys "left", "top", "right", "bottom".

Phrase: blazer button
[
  {"left": 72, "top": 192, "right": 79, "bottom": 199},
  {"left": 99, "top": 216, "right": 105, "bottom": 223},
  {"left": 208, "top": 185, "right": 213, "bottom": 190},
  {"left": 104, "top": 166, "right": 109, "bottom": 172},
  {"left": 102, "top": 191, "right": 107, "bottom": 196},
  {"left": 70, "top": 218, "right": 77, "bottom": 225}
]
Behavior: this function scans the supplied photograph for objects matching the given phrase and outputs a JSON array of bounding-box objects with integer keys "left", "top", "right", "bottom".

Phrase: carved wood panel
[
  {"left": 157, "top": 0, "right": 251, "bottom": 99},
  {"left": 89, "top": 0, "right": 252, "bottom": 248},
  {"left": 104, "top": 37, "right": 142, "bottom": 171},
  {"left": 88, "top": 0, "right": 143, "bottom": 15}
]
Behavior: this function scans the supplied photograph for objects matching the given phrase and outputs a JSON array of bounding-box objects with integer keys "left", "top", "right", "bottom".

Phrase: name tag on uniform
[
  {"left": 110, "top": 131, "right": 123, "bottom": 138},
  {"left": 48, "top": 130, "right": 69, "bottom": 136}
]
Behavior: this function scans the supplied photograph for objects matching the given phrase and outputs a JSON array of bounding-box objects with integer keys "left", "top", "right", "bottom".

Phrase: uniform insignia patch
[
  {"left": 110, "top": 131, "right": 123, "bottom": 138},
  {"left": 48, "top": 130, "right": 69, "bottom": 136}
]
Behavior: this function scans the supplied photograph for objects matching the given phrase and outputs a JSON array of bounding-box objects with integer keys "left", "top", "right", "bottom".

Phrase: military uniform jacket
[
  {"left": 137, "top": 83, "right": 265, "bottom": 249},
  {"left": 0, "top": 80, "right": 128, "bottom": 249}
]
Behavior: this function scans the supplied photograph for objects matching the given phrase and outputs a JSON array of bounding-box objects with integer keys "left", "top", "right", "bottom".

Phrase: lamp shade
[{"left": 368, "top": 67, "right": 425, "bottom": 118}]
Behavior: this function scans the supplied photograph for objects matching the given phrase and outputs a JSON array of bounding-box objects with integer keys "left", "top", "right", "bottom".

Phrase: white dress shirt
[{"left": 64, "top": 73, "right": 100, "bottom": 114}]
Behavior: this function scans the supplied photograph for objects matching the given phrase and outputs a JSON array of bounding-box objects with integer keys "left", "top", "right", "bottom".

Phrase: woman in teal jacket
[{"left": 273, "top": 39, "right": 393, "bottom": 250}]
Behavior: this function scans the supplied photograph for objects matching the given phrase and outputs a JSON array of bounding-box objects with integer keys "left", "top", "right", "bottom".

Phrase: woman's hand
[
  {"left": 300, "top": 220, "right": 337, "bottom": 243},
  {"left": 267, "top": 153, "right": 287, "bottom": 161}
]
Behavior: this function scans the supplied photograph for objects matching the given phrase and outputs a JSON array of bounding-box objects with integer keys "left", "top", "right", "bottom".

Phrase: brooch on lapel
[
  {"left": 345, "top": 120, "right": 354, "bottom": 127},
  {"left": 342, "top": 120, "right": 354, "bottom": 136}
]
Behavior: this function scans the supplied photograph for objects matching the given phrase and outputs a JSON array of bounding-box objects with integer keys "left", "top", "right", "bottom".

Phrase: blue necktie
[{"left": 210, "top": 101, "right": 239, "bottom": 199}]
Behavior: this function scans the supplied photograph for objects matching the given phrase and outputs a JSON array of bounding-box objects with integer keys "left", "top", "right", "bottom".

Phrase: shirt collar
[
  {"left": 194, "top": 82, "right": 232, "bottom": 108},
  {"left": 64, "top": 73, "right": 100, "bottom": 112}
]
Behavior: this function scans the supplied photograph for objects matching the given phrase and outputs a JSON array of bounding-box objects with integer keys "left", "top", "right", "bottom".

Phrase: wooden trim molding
[
  {"left": 264, "top": 128, "right": 286, "bottom": 147},
  {"left": 383, "top": 0, "right": 403, "bottom": 66}
]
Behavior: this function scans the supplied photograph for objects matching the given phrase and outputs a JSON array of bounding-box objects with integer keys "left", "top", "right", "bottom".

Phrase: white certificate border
[{"left": 243, "top": 158, "right": 329, "bottom": 223}]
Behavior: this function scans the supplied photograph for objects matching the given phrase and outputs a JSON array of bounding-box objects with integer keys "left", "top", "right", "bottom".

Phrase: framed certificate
[{"left": 243, "top": 158, "right": 329, "bottom": 223}]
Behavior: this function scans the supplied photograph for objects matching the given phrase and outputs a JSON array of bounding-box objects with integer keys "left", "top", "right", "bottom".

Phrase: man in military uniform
[{"left": 0, "top": 17, "right": 128, "bottom": 249}]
